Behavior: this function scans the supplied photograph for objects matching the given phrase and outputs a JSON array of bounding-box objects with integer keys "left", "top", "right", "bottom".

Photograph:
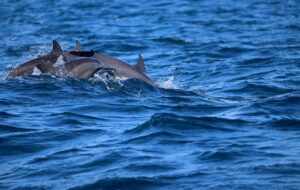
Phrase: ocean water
[{"left": 1, "top": 0, "right": 300, "bottom": 189}]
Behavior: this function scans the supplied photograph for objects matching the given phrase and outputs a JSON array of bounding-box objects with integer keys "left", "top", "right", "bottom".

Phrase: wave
[
  {"left": 0, "top": 124, "right": 33, "bottom": 133},
  {"left": 199, "top": 149, "right": 244, "bottom": 162},
  {"left": 152, "top": 37, "right": 191, "bottom": 45},
  {"left": 126, "top": 113, "right": 249, "bottom": 136},
  {"left": 0, "top": 111, "right": 18, "bottom": 119},
  {"left": 124, "top": 131, "right": 183, "bottom": 144},
  {"left": 218, "top": 46, "right": 254, "bottom": 57},
  {"left": 269, "top": 118, "right": 300, "bottom": 131},
  {"left": 253, "top": 162, "right": 300, "bottom": 175},
  {"left": 0, "top": 134, "right": 46, "bottom": 156},
  {"left": 49, "top": 111, "right": 104, "bottom": 122},
  {"left": 68, "top": 176, "right": 167, "bottom": 190},
  {"left": 223, "top": 82, "right": 292, "bottom": 98},
  {"left": 239, "top": 57, "right": 273, "bottom": 66}
]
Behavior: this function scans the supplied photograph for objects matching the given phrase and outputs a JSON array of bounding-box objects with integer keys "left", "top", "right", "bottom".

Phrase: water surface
[{"left": 1, "top": 0, "right": 300, "bottom": 189}]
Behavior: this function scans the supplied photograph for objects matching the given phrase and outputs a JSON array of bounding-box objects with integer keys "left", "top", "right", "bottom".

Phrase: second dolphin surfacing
[{"left": 69, "top": 41, "right": 156, "bottom": 87}]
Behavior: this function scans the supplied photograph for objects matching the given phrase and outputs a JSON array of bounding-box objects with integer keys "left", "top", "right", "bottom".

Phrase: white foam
[
  {"left": 114, "top": 75, "right": 129, "bottom": 81},
  {"left": 53, "top": 55, "right": 65, "bottom": 67},
  {"left": 158, "top": 76, "right": 179, "bottom": 89},
  {"left": 90, "top": 71, "right": 125, "bottom": 91},
  {"left": 0, "top": 71, "right": 7, "bottom": 81},
  {"left": 32, "top": 67, "right": 42, "bottom": 75}
]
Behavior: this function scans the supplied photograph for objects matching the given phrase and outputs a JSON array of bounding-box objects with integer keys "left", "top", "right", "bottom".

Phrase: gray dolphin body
[
  {"left": 8, "top": 40, "right": 63, "bottom": 78},
  {"left": 8, "top": 40, "right": 156, "bottom": 87},
  {"left": 63, "top": 58, "right": 104, "bottom": 79},
  {"left": 95, "top": 53, "right": 155, "bottom": 86},
  {"left": 8, "top": 41, "right": 102, "bottom": 80},
  {"left": 70, "top": 43, "right": 156, "bottom": 86},
  {"left": 37, "top": 57, "right": 103, "bottom": 80}
]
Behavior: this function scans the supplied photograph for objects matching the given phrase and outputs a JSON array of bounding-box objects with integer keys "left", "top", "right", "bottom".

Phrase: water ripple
[{"left": 1, "top": 0, "right": 300, "bottom": 189}]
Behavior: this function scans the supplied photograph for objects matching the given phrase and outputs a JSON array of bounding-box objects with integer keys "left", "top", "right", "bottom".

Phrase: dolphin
[
  {"left": 34, "top": 41, "right": 105, "bottom": 79},
  {"left": 8, "top": 40, "right": 156, "bottom": 86},
  {"left": 70, "top": 42, "right": 156, "bottom": 86},
  {"left": 7, "top": 40, "right": 89, "bottom": 77},
  {"left": 65, "top": 58, "right": 117, "bottom": 79},
  {"left": 61, "top": 40, "right": 96, "bottom": 63},
  {"left": 8, "top": 40, "right": 63, "bottom": 78},
  {"left": 8, "top": 40, "right": 103, "bottom": 80},
  {"left": 39, "top": 57, "right": 110, "bottom": 80},
  {"left": 64, "top": 58, "right": 101, "bottom": 79}
]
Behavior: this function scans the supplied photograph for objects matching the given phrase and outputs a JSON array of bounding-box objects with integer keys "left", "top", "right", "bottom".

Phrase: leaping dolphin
[
  {"left": 8, "top": 40, "right": 102, "bottom": 80},
  {"left": 8, "top": 40, "right": 63, "bottom": 78},
  {"left": 38, "top": 57, "right": 111, "bottom": 80},
  {"left": 70, "top": 42, "right": 156, "bottom": 86},
  {"left": 36, "top": 41, "right": 106, "bottom": 79},
  {"left": 8, "top": 40, "right": 156, "bottom": 87}
]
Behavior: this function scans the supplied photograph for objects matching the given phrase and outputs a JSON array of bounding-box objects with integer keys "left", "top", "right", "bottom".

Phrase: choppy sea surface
[{"left": 1, "top": 0, "right": 300, "bottom": 189}]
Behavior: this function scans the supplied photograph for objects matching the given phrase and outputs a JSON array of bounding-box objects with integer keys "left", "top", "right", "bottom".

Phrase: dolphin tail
[
  {"left": 134, "top": 54, "right": 145, "bottom": 73},
  {"left": 51, "top": 40, "right": 63, "bottom": 56}
]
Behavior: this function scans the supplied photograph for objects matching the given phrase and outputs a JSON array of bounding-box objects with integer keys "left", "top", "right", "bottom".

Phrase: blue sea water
[{"left": 1, "top": 0, "right": 300, "bottom": 189}]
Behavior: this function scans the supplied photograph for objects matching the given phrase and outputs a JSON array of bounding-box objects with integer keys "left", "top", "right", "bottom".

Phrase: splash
[
  {"left": 158, "top": 76, "right": 179, "bottom": 89},
  {"left": 90, "top": 71, "right": 124, "bottom": 91},
  {"left": 53, "top": 55, "right": 65, "bottom": 67},
  {"left": 0, "top": 71, "right": 7, "bottom": 81},
  {"left": 32, "top": 67, "right": 42, "bottom": 76}
]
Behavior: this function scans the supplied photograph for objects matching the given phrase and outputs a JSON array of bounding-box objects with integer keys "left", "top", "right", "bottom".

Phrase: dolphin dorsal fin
[
  {"left": 51, "top": 40, "right": 63, "bottom": 56},
  {"left": 134, "top": 54, "right": 145, "bottom": 73},
  {"left": 75, "top": 40, "right": 80, "bottom": 51}
]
